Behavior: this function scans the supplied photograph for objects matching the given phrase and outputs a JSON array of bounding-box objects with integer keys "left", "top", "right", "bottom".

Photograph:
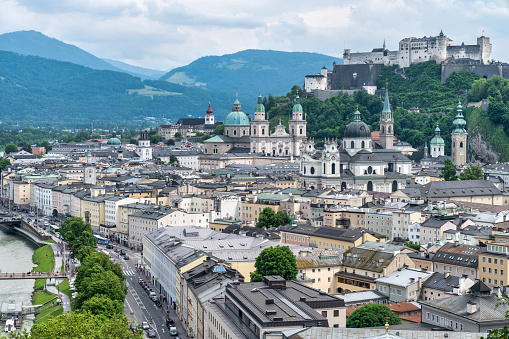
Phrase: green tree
[
  {"left": 79, "top": 295, "right": 124, "bottom": 318},
  {"left": 8, "top": 311, "right": 136, "bottom": 338},
  {"left": 4, "top": 144, "right": 18, "bottom": 154},
  {"left": 459, "top": 165, "right": 484, "bottom": 180},
  {"left": 169, "top": 154, "right": 180, "bottom": 166},
  {"left": 149, "top": 129, "right": 162, "bottom": 144},
  {"left": 0, "top": 158, "right": 11, "bottom": 171},
  {"left": 174, "top": 132, "right": 182, "bottom": 138},
  {"left": 346, "top": 304, "right": 401, "bottom": 328},
  {"left": 38, "top": 140, "right": 52, "bottom": 152},
  {"left": 256, "top": 207, "right": 276, "bottom": 228},
  {"left": 74, "top": 251, "right": 124, "bottom": 292},
  {"left": 212, "top": 123, "right": 224, "bottom": 135},
  {"left": 75, "top": 270, "right": 126, "bottom": 310},
  {"left": 250, "top": 245, "right": 298, "bottom": 282},
  {"left": 440, "top": 159, "right": 458, "bottom": 181},
  {"left": 274, "top": 211, "right": 291, "bottom": 227},
  {"left": 405, "top": 241, "right": 421, "bottom": 251}
]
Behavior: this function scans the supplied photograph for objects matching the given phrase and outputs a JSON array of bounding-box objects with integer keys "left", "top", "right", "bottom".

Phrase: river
[{"left": 0, "top": 227, "right": 37, "bottom": 331}]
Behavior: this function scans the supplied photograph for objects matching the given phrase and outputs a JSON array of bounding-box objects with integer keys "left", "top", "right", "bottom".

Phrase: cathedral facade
[
  {"left": 299, "top": 91, "right": 412, "bottom": 192},
  {"left": 203, "top": 94, "right": 306, "bottom": 157}
]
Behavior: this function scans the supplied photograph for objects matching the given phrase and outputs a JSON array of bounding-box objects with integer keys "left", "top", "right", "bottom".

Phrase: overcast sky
[{"left": 0, "top": 0, "right": 507, "bottom": 71}]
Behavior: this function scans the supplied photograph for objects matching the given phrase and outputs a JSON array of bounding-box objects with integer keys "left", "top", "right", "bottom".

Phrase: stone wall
[
  {"left": 441, "top": 64, "right": 506, "bottom": 83},
  {"left": 330, "top": 64, "right": 383, "bottom": 91}
]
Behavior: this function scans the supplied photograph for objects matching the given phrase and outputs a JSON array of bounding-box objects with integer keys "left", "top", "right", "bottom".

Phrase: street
[{"left": 100, "top": 244, "right": 188, "bottom": 339}]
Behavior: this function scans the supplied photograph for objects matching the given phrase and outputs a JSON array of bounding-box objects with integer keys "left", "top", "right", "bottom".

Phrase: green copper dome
[
  {"left": 292, "top": 95, "right": 303, "bottom": 113},
  {"left": 224, "top": 97, "right": 250, "bottom": 126},
  {"left": 430, "top": 125, "right": 445, "bottom": 146},
  {"left": 452, "top": 101, "right": 467, "bottom": 133},
  {"left": 255, "top": 93, "right": 265, "bottom": 112},
  {"left": 106, "top": 137, "right": 121, "bottom": 146}
]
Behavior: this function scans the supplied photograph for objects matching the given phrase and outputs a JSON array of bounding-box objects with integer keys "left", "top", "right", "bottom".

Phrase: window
[
  {"left": 322, "top": 311, "right": 327, "bottom": 317},
  {"left": 488, "top": 257, "right": 492, "bottom": 264},
  {"left": 483, "top": 256, "right": 486, "bottom": 263},
  {"left": 495, "top": 258, "right": 498, "bottom": 264},
  {"left": 501, "top": 270, "right": 504, "bottom": 276},
  {"left": 483, "top": 267, "right": 486, "bottom": 273}
]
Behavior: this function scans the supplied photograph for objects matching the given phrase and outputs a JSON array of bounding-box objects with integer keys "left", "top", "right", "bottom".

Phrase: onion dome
[
  {"left": 344, "top": 109, "right": 371, "bottom": 138},
  {"left": 430, "top": 124, "right": 445, "bottom": 146},
  {"left": 224, "top": 97, "right": 250, "bottom": 126},
  {"left": 292, "top": 95, "right": 303, "bottom": 113},
  {"left": 255, "top": 92, "right": 265, "bottom": 112},
  {"left": 206, "top": 103, "right": 213, "bottom": 115},
  {"left": 452, "top": 101, "right": 467, "bottom": 133}
]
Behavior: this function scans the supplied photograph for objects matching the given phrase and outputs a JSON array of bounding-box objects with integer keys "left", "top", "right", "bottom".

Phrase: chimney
[
  {"left": 444, "top": 272, "right": 450, "bottom": 279},
  {"left": 459, "top": 275, "right": 467, "bottom": 294},
  {"left": 466, "top": 301, "right": 477, "bottom": 314},
  {"left": 454, "top": 240, "right": 460, "bottom": 247}
]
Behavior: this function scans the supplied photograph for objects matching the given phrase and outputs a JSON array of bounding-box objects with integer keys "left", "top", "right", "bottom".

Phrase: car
[
  {"left": 142, "top": 321, "right": 149, "bottom": 330},
  {"left": 166, "top": 318, "right": 174, "bottom": 326},
  {"left": 138, "top": 278, "right": 144, "bottom": 284},
  {"left": 106, "top": 244, "right": 113, "bottom": 249},
  {"left": 147, "top": 329, "right": 157, "bottom": 338},
  {"left": 169, "top": 327, "right": 178, "bottom": 336},
  {"left": 123, "top": 255, "right": 130, "bottom": 260},
  {"left": 114, "top": 248, "right": 120, "bottom": 253},
  {"left": 130, "top": 323, "right": 137, "bottom": 331},
  {"left": 120, "top": 250, "right": 126, "bottom": 256}
]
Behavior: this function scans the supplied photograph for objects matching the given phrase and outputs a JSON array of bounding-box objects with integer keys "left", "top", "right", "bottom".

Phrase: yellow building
[
  {"left": 296, "top": 255, "right": 342, "bottom": 294},
  {"left": 12, "top": 181, "right": 30, "bottom": 205},
  {"left": 241, "top": 198, "right": 284, "bottom": 226},
  {"left": 81, "top": 195, "right": 108, "bottom": 231},
  {"left": 479, "top": 239, "right": 509, "bottom": 288},
  {"left": 280, "top": 225, "right": 386, "bottom": 251}
]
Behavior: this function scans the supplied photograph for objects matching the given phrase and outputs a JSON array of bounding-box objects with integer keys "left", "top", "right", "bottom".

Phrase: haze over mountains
[{"left": 0, "top": 30, "right": 341, "bottom": 127}]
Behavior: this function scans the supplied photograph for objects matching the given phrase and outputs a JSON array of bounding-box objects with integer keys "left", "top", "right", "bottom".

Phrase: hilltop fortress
[
  {"left": 305, "top": 31, "right": 508, "bottom": 99},
  {"left": 343, "top": 30, "right": 492, "bottom": 68}
]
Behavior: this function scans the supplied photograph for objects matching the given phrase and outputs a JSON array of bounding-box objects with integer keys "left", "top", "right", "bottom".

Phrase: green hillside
[
  {"left": 0, "top": 50, "right": 234, "bottom": 128},
  {"left": 160, "top": 49, "right": 341, "bottom": 108}
]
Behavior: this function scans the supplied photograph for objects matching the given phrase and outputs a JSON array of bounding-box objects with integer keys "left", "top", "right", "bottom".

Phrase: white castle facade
[{"left": 343, "top": 31, "right": 492, "bottom": 68}]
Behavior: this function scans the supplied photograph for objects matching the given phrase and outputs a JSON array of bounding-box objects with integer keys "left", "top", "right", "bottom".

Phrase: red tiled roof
[
  {"left": 388, "top": 302, "right": 420, "bottom": 314},
  {"left": 400, "top": 314, "right": 421, "bottom": 323}
]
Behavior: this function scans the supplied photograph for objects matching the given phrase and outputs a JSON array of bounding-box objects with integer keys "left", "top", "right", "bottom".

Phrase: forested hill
[
  {"left": 0, "top": 30, "right": 161, "bottom": 79},
  {"left": 160, "top": 49, "right": 341, "bottom": 108},
  {"left": 0, "top": 50, "right": 234, "bottom": 128},
  {"left": 268, "top": 62, "right": 485, "bottom": 158}
]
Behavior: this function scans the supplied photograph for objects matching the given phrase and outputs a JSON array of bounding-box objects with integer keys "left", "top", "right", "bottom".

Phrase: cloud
[{"left": 0, "top": 0, "right": 507, "bottom": 69}]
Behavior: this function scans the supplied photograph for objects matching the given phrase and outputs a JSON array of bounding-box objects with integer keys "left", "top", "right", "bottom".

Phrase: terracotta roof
[
  {"left": 400, "top": 314, "right": 421, "bottom": 323},
  {"left": 388, "top": 302, "right": 420, "bottom": 314}
]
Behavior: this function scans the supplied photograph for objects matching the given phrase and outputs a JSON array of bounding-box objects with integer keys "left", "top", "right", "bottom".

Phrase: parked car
[
  {"left": 169, "top": 327, "right": 178, "bottom": 336},
  {"left": 142, "top": 322, "right": 149, "bottom": 330},
  {"left": 166, "top": 318, "right": 174, "bottom": 326},
  {"left": 148, "top": 329, "right": 157, "bottom": 338}
]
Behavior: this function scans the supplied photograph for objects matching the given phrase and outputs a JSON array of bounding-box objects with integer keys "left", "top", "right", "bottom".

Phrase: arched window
[
  {"left": 262, "top": 129, "right": 265, "bottom": 135},
  {"left": 388, "top": 125, "right": 392, "bottom": 133},
  {"left": 226, "top": 129, "right": 229, "bottom": 135},
  {"left": 300, "top": 128, "right": 303, "bottom": 134},
  {"left": 460, "top": 142, "right": 464, "bottom": 148},
  {"left": 310, "top": 167, "right": 315, "bottom": 175},
  {"left": 351, "top": 141, "right": 354, "bottom": 149},
  {"left": 233, "top": 130, "right": 237, "bottom": 136},
  {"left": 332, "top": 163, "right": 336, "bottom": 174},
  {"left": 243, "top": 130, "right": 246, "bottom": 135},
  {"left": 303, "top": 167, "right": 306, "bottom": 174},
  {"left": 381, "top": 126, "right": 385, "bottom": 134},
  {"left": 323, "top": 163, "right": 326, "bottom": 174},
  {"left": 362, "top": 141, "right": 365, "bottom": 148},
  {"left": 368, "top": 166, "right": 373, "bottom": 174}
]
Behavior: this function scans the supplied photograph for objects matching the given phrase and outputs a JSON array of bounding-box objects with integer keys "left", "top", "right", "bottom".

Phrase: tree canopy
[
  {"left": 459, "top": 165, "right": 483, "bottom": 180},
  {"left": 346, "top": 304, "right": 401, "bottom": 328},
  {"left": 440, "top": 159, "right": 458, "bottom": 181},
  {"left": 59, "top": 217, "right": 97, "bottom": 262},
  {"left": 250, "top": 245, "right": 298, "bottom": 282},
  {"left": 4, "top": 144, "right": 17, "bottom": 154},
  {"left": 256, "top": 208, "right": 291, "bottom": 228},
  {"left": 8, "top": 311, "right": 136, "bottom": 339}
]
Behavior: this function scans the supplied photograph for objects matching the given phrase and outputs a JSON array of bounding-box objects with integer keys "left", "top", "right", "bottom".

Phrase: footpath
[{"left": 45, "top": 241, "right": 71, "bottom": 313}]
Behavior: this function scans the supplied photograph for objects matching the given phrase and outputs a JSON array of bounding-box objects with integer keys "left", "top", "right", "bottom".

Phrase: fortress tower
[
  {"left": 451, "top": 102, "right": 468, "bottom": 167},
  {"left": 379, "top": 86, "right": 394, "bottom": 149}
]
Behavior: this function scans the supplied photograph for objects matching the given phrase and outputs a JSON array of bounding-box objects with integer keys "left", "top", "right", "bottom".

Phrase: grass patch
[
  {"left": 32, "top": 245, "right": 55, "bottom": 290},
  {"left": 32, "top": 291, "right": 56, "bottom": 306},
  {"left": 59, "top": 279, "right": 72, "bottom": 302},
  {"left": 45, "top": 239, "right": 56, "bottom": 244},
  {"left": 35, "top": 305, "right": 62, "bottom": 324}
]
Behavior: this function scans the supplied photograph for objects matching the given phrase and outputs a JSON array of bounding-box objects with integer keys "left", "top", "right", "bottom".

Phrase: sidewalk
[{"left": 47, "top": 242, "right": 71, "bottom": 313}]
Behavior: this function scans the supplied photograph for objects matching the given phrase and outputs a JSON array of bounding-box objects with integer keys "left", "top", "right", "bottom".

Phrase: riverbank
[{"left": 32, "top": 245, "right": 55, "bottom": 291}]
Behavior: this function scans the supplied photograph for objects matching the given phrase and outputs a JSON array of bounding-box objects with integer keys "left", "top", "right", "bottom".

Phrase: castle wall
[
  {"left": 330, "top": 64, "right": 383, "bottom": 91},
  {"left": 441, "top": 64, "right": 504, "bottom": 83},
  {"left": 304, "top": 75, "right": 327, "bottom": 92}
]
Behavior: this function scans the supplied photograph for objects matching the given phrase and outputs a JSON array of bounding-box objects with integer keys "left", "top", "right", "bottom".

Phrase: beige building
[
  {"left": 296, "top": 254, "right": 342, "bottom": 294},
  {"left": 12, "top": 181, "right": 30, "bottom": 206},
  {"left": 479, "top": 240, "right": 509, "bottom": 288}
]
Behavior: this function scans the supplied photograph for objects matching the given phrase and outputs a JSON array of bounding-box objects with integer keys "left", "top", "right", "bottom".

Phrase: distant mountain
[
  {"left": 103, "top": 58, "right": 166, "bottom": 80},
  {"left": 160, "top": 49, "right": 342, "bottom": 108},
  {"left": 0, "top": 30, "right": 162, "bottom": 79},
  {"left": 0, "top": 50, "right": 234, "bottom": 128}
]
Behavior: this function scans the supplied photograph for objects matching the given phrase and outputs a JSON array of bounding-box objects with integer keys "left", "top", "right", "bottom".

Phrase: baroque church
[
  {"left": 203, "top": 94, "right": 307, "bottom": 156},
  {"left": 299, "top": 90, "right": 412, "bottom": 192}
]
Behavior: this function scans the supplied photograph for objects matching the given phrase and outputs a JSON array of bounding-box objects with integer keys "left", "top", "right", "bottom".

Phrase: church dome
[
  {"left": 224, "top": 98, "right": 250, "bottom": 126},
  {"left": 292, "top": 95, "right": 303, "bottom": 113},
  {"left": 344, "top": 110, "right": 371, "bottom": 138},
  {"left": 106, "top": 137, "right": 121, "bottom": 146},
  {"left": 430, "top": 125, "right": 445, "bottom": 146}
]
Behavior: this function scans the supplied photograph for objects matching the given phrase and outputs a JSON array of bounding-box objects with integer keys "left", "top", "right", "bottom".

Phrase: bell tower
[
  {"left": 250, "top": 92, "right": 270, "bottom": 154},
  {"left": 288, "top": 94, "right": 307, "bottom": 156},
  {"left": 379, "top": 84, "right": 394, "bottom": 149},
  {"left": 451, "top": 102, "right": 468, "bottom": 167}
]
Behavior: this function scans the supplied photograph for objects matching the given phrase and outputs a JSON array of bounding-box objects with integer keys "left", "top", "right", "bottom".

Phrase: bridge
[
  {"left": 0, "top": 272, "right": 67, "bottom": 280},
  {"left": 0, "top": 219, "right": 52, "bottom": 246}
]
